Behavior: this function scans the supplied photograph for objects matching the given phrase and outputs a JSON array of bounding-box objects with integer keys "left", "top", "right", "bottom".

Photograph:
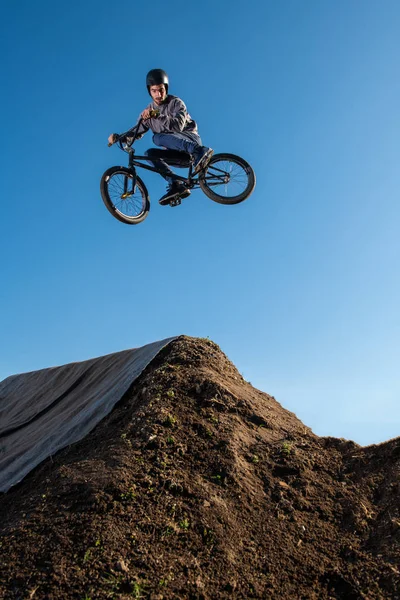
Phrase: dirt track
[{"left": 1, "top": 336, "right": 399, "bottom": 599}]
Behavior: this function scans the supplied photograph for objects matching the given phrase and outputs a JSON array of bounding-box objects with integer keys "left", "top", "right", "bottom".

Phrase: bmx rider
[{"left": 108, "top": 69, "right": 213, "bottom": 205}]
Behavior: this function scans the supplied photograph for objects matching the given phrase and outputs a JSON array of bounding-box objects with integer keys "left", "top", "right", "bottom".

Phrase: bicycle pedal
[{"left": 169, "top": 197, "right": 182, "bottom": 207}]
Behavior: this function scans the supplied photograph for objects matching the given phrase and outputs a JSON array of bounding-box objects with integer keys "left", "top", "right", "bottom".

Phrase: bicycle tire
[
  {"left": 100, "top": 166, "right": 150, "bottom": 225},
  {"left": 199, "top": 153, "right": 256, "bottom": 205}
]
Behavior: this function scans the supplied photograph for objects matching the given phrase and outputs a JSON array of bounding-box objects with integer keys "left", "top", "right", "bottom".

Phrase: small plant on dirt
[
  {"left": 202, "top": 527, "right": 215, "bottom": 546},
  {"left": 179, "top": 518, "right": 190, "bottom": 530},
  {"left": 83, "top": 538, "right": 102, "bottom": 563},
  {"left": 83, "top": 549, "right": 92, "bottom": 563},
  {"left": 103, "top": 573, "right": 143, "bottom": 597},
  {"left": 167, "top": 479, "right": 183, "bottom": 494},
  {"left": 132, "top": 582, "right": 144, "bottom": 599},
  {"left": 167, "top": 389, "right": 175, "bottom": 398},
  {"left": 103, "top": 573, "right": 120, "bottom": 593},
  {"left": 120, "top": 487, "right": 136, "bottom": 502},
  {"left": 251, "top": 454, "right": 260, "bottom": 464},
  {"left": 281, "top": 442, "right": 292, "bottom": 456},
  {"left": 205, "top": 428, "right": 213, "bottom": 438},
  {"left": 211, "top": 474, "right": 223, "bottom": 485},
  {"left": 121, "top": 432, "right": 132, "bottom": 447},
  {"left": 159, "top": 573, "right": 174, "bottom": 587},
  {"left": 163, "top": 414, "right": 177, "bottom": 427},
  {"left": 281, "top": 442, "right": 292, "bottom": 455},
  {"left": 166, "top": 435, "right": 175, "bottom": 445}
]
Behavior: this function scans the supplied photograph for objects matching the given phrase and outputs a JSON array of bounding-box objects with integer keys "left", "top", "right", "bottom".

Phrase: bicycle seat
[{"left": 146, "top": 148, "right": 193, "bottom": 168}]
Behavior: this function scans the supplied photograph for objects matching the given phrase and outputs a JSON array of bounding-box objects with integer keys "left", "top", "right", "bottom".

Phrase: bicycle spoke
[
  {"left": 107, "top": 173, "right": 145, "bottom": 218},
  {"left": 198, "top": 152, "right": 255, "bottom": 205},
  {"left": 205, "top": 159, "right": 248, "bottom": 197}
]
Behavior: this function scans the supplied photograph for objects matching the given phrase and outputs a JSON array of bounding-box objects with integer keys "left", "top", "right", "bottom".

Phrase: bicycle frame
[
  {"left": 113, "top": 117, "right": 203, "bottom": 189},
  {"left": 104, "top": 118, "right": 254, "bottom": 222},
  {"left": 111, "top": 117, "right": 234, "bottom": 198}
]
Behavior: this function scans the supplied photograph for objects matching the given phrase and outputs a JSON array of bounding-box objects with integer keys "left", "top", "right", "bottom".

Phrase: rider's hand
[
  {"left": 108, "top": 133, "right": 118, "bottom": 145},
  {"left": 141, "top": 108, "right": 159, "bottom": 120},
  {"left": 141, "top": 108, "right": 151, "bottom": 120}
]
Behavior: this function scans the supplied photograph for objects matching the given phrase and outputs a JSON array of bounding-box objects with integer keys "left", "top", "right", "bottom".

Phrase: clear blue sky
[{"left": 1, "top": 1, "right": 399, "bottom": 446}]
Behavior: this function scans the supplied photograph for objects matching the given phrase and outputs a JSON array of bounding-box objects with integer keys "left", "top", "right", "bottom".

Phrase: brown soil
[{"left": 0, "top": 336, "right": 399, "bottom": 599}]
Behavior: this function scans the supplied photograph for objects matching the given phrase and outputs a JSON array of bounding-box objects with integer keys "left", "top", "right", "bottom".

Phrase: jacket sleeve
[{"left": 157, "top": 98, "right": 188, "bottom": 132}]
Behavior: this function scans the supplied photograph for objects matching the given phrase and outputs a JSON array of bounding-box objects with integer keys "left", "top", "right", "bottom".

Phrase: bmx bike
[{"left": 100, "top": 118, "right": 256, "bottom": 225}]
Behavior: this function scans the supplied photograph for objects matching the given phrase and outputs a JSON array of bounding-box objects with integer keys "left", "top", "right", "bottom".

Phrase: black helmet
[{"left": 146, "top": 69, "right": 169, "bottom": 95}]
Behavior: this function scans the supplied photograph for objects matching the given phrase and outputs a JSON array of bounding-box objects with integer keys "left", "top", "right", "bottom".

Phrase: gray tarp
[{"left": 0, "top": 336, "right": 178, "bottom": 493}]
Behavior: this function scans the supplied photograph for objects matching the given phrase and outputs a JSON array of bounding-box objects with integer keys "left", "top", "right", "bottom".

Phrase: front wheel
[
  {"left": 199, "top": 153, "right": 256, "bottom": 204},
  {"left": 100, "top": 167, "right": 150, "bottom": 224}
]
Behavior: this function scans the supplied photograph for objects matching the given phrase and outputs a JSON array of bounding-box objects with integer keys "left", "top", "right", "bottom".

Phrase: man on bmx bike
[{"left": 108, "top": 69, "right": 213, "bottom": 206}]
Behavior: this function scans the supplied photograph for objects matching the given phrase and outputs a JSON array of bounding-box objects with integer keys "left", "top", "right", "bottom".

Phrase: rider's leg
[
  {"left": 144, "top": 148, "right": 176, "bottom": 182},
  {"left": 153, "top": 132, "right": 213, "bottom": 174},
  {"left": 145, "top": 147, "right": 191, "bottom": 206},
  {"left": 153, "top": 132, "right": 203, "bottom": 155}
]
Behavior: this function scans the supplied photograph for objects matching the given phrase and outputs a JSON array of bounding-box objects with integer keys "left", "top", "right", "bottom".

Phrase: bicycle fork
[{"left": 120, "top": 169, "right": 137, "bottom": 199}]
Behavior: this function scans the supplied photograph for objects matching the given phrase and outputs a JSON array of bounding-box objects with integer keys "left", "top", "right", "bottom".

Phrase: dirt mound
[{"left": 0, "top": 336, "right": 399, "bottom": 599}]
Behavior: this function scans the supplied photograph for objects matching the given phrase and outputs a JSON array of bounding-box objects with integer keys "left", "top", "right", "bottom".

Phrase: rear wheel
[
  {"left": 199, "top": 153, "right": 255, "bottom": 204},
  {"left": 100, "top": 167, "right": 150, "bottom": 224}
]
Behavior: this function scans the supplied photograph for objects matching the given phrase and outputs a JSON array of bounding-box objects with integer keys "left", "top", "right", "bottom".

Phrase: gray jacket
[{"left": 126, "top": 95, "right": 198, "bottom": 143}]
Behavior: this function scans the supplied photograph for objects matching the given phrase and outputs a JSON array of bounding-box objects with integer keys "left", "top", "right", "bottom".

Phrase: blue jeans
[{"left": 145, "top": 131, "right": 203, "bottom": 181}]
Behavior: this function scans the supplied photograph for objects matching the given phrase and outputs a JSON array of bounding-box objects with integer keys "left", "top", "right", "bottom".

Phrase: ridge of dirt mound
[{"left": 0, "top": 336, "right": 399, "bottom": 599}]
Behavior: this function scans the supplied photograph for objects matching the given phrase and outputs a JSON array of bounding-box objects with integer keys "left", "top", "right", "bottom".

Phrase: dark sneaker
[
  {"left": 193, "top": 147, "right": 214, "bottom": 174},
  {"left": 159, "top": 180, "right": 191, "bottom": 205}
]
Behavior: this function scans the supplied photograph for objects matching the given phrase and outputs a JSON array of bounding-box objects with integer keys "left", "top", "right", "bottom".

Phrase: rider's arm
[
  {"left": 121, "top": 119, "right": 149, "bottom": 144},
  {"left": 156, "top": 97, "right": 189, "bottom": 133}
]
